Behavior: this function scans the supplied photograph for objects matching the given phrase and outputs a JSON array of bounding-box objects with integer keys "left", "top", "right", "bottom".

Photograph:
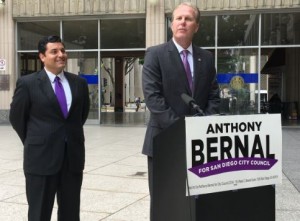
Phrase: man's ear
[
  {"left": 39, "top": 53, "right": 45, "bottom": 62},
  {"left": 195, "top": 24, "right": 200, "bottom": 33}
]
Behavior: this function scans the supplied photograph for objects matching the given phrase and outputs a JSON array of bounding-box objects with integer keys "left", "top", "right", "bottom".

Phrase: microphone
[{"left": 181, "top": 93, "right": 205, "bottom": 116}]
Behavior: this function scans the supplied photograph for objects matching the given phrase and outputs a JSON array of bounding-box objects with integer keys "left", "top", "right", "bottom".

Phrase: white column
[
  {"left": 134, "top": 60, "right": 143, "bottom": 99},
  {"left": 129, "top": 65, "right": 135, "bottom": 103}
]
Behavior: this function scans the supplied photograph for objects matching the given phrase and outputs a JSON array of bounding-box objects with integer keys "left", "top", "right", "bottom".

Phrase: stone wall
[
  {"left": 12, "top": 0, "right": 146, "bottom": 17},
  {"left": 12, "top": 0, "right": 300, "bottom": 18},
  {"left": 164, "top": 0, "right": 300, "bottom": 13}
]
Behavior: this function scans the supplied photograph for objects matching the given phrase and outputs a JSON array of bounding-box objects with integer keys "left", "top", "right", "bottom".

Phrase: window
[
  {"left": 218, "top": 14, "right": 258, "bottom": 46},
  {"left": 261, "top": 13, "right": 300, "bottom": 45},
  {"left": 63, "top": 20, "right": 98, "bottom": 49},
  {"left": 100, "top": 19, "right": 146, "bottom": 49},
  {"left": 18, "top": 21, "right": 60, "bottom": 50}
]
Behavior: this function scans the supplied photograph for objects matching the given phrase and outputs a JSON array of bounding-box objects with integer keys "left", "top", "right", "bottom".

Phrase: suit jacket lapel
[
  {"left": 64, "top": 72, "right": 77, "bottom": 116},
  {"left": 38, "top": 70, "right": 62, "bottom": 116},
  {"left": 168, "top": 41, "right": 192, "bottom": 94}
]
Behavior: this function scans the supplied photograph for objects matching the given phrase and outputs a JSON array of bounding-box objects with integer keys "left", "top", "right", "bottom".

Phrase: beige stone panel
[
  {"left": 115, "top": 0, "right": 124, "bottom": 12},
  {"left": 12, "top": 0, "right": 300, "bottom": 17},
  {"left": 71, "top": 0, "right": 78, "bottom": 14},
  {"left": 53, "top": 0, "right": 64, "bottom": 15},
  {"left": 63, "top": 0, "right": 70, "bottom": 15},
  {"left": 99, "top": 0, "right": 110, "bottom": 13},
  {"left": 78, "top": 0, "right": 85, "bottom": 14},
  {"left": 259, "top": 0, "right": 274, "bottom": 8},
  {"left": 84, "top": 0, "right": 94, "bottom": 13},
  {"left": 0, "top": 0, "right": 15, "bottom": 109},
  {"left": 48, "top": 0, "right": 55, "bottom": 14},
  {"left": 39, "top": 0, "right": 48, "bottom": 15},
  {"left": 23, "top": 0, "right": 35, "bottom": 16},
  {"left": 33, "top": 0, "right": 40, "bottom": 15},
  {"left": 239, "top": 0, "right": 250, "bottom": 8},
  {"left": 165, "top": 0, "right": 300, "bottom": 11},
  {"left": 13, "top": 0, "right": 145, "bottom": 17},
  {"left": 16, "top": 0, "right": 25, "bottom": 15},
  {"left": 294, "top": 0, "right": 300, "bottom": 6},
  {"left": 124, "top": 0, "right": 136, "bottom": 13},
  {"left": 92, "top": 0, "right": 100, "bottom": 13},
  {"left": 12, "top": 0, "right": 19, "bottom": 16},
  {"left": 146, "top": 0, "right": 165, "bottom": 47}
]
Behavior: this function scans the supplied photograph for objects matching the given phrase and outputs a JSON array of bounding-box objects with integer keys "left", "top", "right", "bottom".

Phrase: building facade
[{"left": 1, "top": 0, "right": 300, "bottom": 124}]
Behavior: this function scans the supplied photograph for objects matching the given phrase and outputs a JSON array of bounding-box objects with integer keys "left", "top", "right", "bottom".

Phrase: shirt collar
[
  {"left": 172, "top": 38, "right": 193, "bottom": 55},
  {"left": 44, "top": 68, "right": 65, "bottom": 83}
]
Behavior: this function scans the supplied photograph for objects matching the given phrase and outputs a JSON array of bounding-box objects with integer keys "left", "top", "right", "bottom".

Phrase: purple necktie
[
  {"left": 54, "top": 76, "right": 68, "bottom": 118},
  {"left": 182, "top": 50, "right": 193, "bottom": 91}
]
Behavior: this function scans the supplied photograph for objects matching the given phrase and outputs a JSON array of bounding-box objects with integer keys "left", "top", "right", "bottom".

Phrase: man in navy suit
[
  {"left": 9, "top": 35, "right": 90, "bottom": 221},
  {"left": 142, "top": 2, "right": 220, "bottom": 219}
]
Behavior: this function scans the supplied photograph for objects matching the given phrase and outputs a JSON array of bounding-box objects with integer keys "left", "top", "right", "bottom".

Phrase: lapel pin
[{"left": 198, "top": 58, "right": 201, "bottom": 61}]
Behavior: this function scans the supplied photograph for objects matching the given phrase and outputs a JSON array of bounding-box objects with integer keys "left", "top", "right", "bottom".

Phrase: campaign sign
[{"left": 185, "top": 114, "right": 282, "bottom": 196}]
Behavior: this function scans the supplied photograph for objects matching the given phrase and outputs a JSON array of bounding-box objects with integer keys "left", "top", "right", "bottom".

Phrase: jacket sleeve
[
  {"left": 142, "top": 47, "right": 179, "bottom": 129},
  {"left": 9, "top": 78, "right": 30, "bottom": 143}
]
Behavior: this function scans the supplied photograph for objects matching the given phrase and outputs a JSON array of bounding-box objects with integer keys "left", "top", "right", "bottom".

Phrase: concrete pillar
[
  {"left": 0, "top": 1, "right": 14, "bottom": 111},
  {"left": 146, "top": 0, "right": 165, "bottom": 47}
]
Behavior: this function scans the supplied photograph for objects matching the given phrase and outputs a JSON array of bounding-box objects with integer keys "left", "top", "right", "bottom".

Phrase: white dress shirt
[
  {"left": 45, "top": 68, "right": 72, "bottom": 111},
  {"left": 172, "top": 38, "right": 194, "bottom": 78}
]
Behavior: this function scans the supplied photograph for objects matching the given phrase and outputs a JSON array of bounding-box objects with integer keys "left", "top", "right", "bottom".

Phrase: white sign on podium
[{"left": 185, "top": 114, "right": 282, "bottom": 196}]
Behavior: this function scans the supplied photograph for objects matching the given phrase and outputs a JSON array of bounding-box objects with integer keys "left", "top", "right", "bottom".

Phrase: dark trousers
[
  {"left": 25, "top": 154, "right": 83, "bottom": 221},
  {"left": 147, "top": 156, "right": 153, "bottom": 221}
]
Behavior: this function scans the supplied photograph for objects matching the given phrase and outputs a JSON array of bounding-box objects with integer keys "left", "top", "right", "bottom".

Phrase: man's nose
[
  {"left": 180, "top": 18, "right": 187, "bottom": 24},
  {"left": 58, "top": 50, "right": 65, "bottom": 56}
]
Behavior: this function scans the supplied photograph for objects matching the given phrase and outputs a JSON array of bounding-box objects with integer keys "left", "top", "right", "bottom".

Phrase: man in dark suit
[
  {"left": 142, "top": 2, "right": 220, "bottom": 219},
  {"left": 9, "top": 35, "right": 90, "bottom": 221}
]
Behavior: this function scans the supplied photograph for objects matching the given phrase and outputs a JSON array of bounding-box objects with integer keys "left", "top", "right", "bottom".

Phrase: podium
[{"left": 152, "top": 117, "right": 276, "bottom": 221}]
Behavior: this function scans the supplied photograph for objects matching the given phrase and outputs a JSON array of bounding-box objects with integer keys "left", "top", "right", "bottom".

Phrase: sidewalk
[{"left": 0, "top": 125, "right": 300, "bottom": 220}]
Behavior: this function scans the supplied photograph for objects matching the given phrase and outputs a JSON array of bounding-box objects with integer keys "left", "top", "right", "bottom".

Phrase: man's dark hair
[{"left": 38, "top": 35, "right": 64, "bottom": 54}]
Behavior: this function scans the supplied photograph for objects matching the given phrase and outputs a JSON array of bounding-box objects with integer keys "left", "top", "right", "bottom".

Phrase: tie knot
[
  {"left": 55, "top": 76, "right": 60, "bottom": 82},
  {"left": 182, "top": 50, "right": 189, "bottom": 57}
]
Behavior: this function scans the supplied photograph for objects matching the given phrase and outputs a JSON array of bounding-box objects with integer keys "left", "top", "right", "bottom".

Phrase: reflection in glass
[
  {"left": 218, "top": 14, "right": 258, "bottom": 46},
  {"left": 99, "top": 57, "right": 143, "bottom": 113},
  {"left": 100, "top": 19, "right": 145, "bottom": 49},
  {"left": 63, "top": 20, "right": 98, "bottom": 49},
  {"left": 194, "top": 16, "right": 215, "bottom": 47},
  {"left": 261, "top": 13, "right": 300, "bottom": 45},
  {"left": 18, "top": 22, "right": 60, "bottom": 50},
  {"left": 100, "top": 58, "right": 115, "bottom": 111},
  {"left": 217, "top": 48, "right": 258, "bottom": 115},
  {"left": 66, "top": 52, "right": 99, "bottom": 120},
  {"left": 18, "top": 53, "right": 42, "bottom": 76}
]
